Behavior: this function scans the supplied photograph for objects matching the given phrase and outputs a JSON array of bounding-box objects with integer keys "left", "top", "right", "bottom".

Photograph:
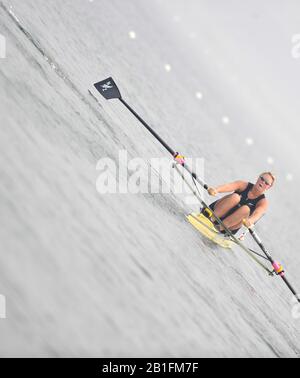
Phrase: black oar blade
[{"left": 94, "top": 77, "right": 121, "bottom": 100}]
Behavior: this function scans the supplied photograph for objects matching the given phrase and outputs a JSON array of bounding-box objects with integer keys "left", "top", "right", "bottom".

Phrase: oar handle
[
  {"left": 248, "top": 228, "right": 272, "bottom": 260},
  {"left": 183, "top": 164, "right": 209, "bottom": 190}
]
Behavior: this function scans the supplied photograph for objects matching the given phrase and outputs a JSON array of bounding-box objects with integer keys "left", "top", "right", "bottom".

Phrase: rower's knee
[{"left": 239, "top": 205, "right": 251, "bottom": 216}]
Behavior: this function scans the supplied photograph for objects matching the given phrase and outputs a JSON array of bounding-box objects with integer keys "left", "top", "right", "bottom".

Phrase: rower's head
[{"left": 254, "top": 172, "right": 276, "bottom": 193}]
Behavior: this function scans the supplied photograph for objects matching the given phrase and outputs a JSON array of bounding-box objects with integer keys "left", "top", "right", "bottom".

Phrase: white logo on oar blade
[{"left": 101, "top": 81, "right": 113, "bottom": 92}]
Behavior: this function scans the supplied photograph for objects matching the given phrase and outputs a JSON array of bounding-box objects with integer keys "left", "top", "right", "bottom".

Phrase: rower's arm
[
  {"left": 248, "top": 198, "right": 268, "bottom": 224},
  {"left": 215, "top": 180, "right": 248, "bottom": 194}
]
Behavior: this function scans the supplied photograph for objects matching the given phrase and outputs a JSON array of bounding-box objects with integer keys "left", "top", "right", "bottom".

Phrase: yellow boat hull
[{"left": 186, "top": 213, "right": 233, "bottom": 249}]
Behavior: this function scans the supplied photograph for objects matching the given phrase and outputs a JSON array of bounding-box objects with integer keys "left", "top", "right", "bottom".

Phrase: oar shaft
[
  {"left": 282, "top": 276, "right": 300, "bottom": 302},
  {"left": 119, "top": 98, "right": 209, "bottom": 191},
  {"left": 119, "top": 98, "right": 176, "bottom": 156},
  {"left": 183, "top": 164, "right": 209, "bottom": 191},
  {"left": 249, "top": 228, "right": 300, "bottom": 302},
  {"left": 248, "top": 228, "right": 273, "bottom": 263}
]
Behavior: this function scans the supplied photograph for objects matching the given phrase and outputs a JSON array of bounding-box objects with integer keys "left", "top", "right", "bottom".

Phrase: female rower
[{"left": 206, "top": 172, "right": 275, "bottom": 233}]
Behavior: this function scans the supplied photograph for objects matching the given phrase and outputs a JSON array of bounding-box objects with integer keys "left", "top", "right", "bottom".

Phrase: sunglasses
[{"left": 259, "top": 176, "right": 271, "bottom": 186}]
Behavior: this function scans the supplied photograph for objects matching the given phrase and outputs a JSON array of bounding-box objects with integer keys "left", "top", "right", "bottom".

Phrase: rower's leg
[
  {"left": 222, "top": 205, "right": 250, "bottom": 230},
  {"left": 213, "top": 193, "right": 241, "bottom": 218}
]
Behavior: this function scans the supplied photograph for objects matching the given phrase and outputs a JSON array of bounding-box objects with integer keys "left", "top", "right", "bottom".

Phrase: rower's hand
[
  {"left": 243, "top": 218, "right": 253, "bottom": 229},
  {"left": 208, "top": 187, "right": 218, "bottom": 196}
]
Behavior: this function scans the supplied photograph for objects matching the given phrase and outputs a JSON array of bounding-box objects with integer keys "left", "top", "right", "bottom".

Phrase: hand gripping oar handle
[{"left": 248, "top": 227, "right": 300, "bottom": 303}]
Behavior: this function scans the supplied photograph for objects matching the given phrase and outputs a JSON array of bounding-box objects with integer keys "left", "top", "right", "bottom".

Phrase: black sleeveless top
[{"left": 235, "top": 182, "right": 265, "bottom": 213}]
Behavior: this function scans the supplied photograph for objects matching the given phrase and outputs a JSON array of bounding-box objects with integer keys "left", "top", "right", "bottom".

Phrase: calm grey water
[{"left": 0, "top": 0, "right": 299, "bottom": 357}]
